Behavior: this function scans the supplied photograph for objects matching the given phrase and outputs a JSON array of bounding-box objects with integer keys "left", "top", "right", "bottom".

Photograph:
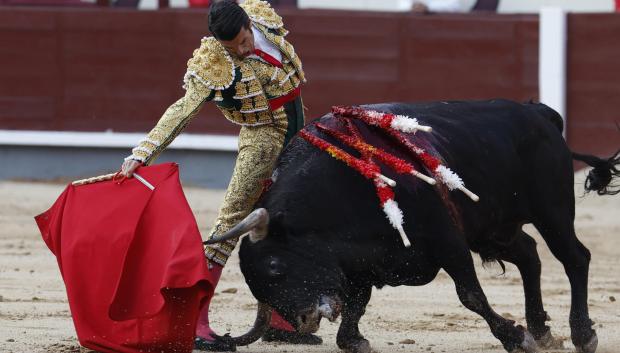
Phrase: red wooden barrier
[{"left": 566, "top": 14, "right": 620, "bottom": 157}]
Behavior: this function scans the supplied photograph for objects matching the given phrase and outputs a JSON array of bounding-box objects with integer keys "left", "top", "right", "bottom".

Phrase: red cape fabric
[{"left": 35, "top": 163, "right": 214, "bottom": 353}]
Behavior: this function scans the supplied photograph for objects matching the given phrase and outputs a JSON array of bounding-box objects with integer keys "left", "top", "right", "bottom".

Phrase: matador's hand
[{"left": 120, "top": 159, "right": 142, "bottom": 178}]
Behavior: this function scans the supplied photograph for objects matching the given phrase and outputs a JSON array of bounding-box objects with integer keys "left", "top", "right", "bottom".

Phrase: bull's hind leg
[
  {"left": 336, "top": 284, "right": 373, "bottom": 353},
  {"left": 525, "top": 152, "right": 597, "bottom": 352},
  {"left": 439, "top": 240, "right": 538, "bottom": 353},
  {"left": 524, "top": 130, "right": 597, "bottom": 352},
  {"left": 498, "top": 230, "right": 561, "bottom": 348},
  {"left": 532, "top": 217, "right": 597, "bottom": 353}
]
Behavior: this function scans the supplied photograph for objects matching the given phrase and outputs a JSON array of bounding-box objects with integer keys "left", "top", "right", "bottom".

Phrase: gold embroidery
[
  {"left": 186, "top": 37, "right": 237, "bottom": 90},
  {"left": 214, "top": 90, "right": 223, "bottom": 102},
  {"left": 279, "top": 72, "right": 294, "bottom": 91},
  {"left": 253, "top": 94, "right": 269, "bottom": 111},
  {"left": 221, "top": 107, "right": 273, "bottom": 125},
  {"left": 271, "top": 107, "right": 288, "bottom": 129},
  {"left": 289, "top": 72, "right": 301, "bottom": 88},
  {"left": 234, "top": 81, "right": 249, "bottom": 97},
  {"left": 290, "top": 56, "right": 305, "bottom": 82},
  {"left": 245, "top": 58, "right": 300, "bottom": 99},
  {"left": 241, "top": 0, "right": 284, "bottom": 30},
  {"left": 234, "top": 75, "right": 264, "bottom": 100},
  {"left": 248, "top": 79, "right": 262, "bottom": 94},
  {"left": 257, "top": 110, "right": 272, "bottom": 124},
  {"left": 239, "top": 98, "right": 255, "bottom": 113},
  {"left": 239, "top": 63, "right": 255, "bottom": 80},
  {"left": 246, "top": 59, "right": 273, "bottom": 87}
]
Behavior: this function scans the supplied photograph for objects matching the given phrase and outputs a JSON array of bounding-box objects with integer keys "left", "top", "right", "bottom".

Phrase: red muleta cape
[{"left": 35, "top": 163, "right": 214, "bottom": 353}]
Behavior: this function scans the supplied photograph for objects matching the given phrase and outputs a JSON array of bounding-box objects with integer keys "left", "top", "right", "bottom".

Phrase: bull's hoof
[
  {"left": 575, "top": 332, "right": 598, "bottom": 353},
  {"left": 509, "top": 331, "right": 539, "bottom": 353},
  {"left": 342, "top": 339, "right": 374, "bottom": 353},
  {"left": 535, "top": 330, "right": 563, "bottom": 349}
]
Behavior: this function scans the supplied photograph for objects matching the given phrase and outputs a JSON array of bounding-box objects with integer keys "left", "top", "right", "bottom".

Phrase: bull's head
[{"left": 205, "top": 208, "right": 344, "bottom": 342}]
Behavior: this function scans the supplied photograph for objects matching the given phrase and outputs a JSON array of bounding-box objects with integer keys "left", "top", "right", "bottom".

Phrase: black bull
[{"left": 206, "top": 100, "right": 619, "bottom": 353}]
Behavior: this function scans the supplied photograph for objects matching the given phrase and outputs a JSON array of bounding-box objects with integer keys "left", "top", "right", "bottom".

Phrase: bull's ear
[{"left": 248, "top": 208, "right": 270, "bottom": 243}]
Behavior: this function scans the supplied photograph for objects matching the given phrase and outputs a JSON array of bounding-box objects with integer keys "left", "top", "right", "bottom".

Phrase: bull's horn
[
  {"left": 203, "top": 208, "right": 270, "bottom": 245},
  {"left": 222, "top": 302, "right": 272, "bottom": 347}
]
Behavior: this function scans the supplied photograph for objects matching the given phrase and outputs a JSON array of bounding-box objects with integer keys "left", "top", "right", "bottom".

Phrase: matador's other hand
[{"left": 120, "top": 159, "right": 142, "bottom": 178}]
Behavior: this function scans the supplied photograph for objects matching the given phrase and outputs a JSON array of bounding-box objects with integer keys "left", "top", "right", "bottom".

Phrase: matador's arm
[{"left": 125, "top": 77, "right": 214, "bottom": 165}]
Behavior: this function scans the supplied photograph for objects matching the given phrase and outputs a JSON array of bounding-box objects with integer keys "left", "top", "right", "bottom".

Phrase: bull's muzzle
[
  {"left": 296, "top": 306, "right": 322, "bottom": 333},
  {"left": 319, "top": 294, "right": 342, "bottom": 322},
  {"left": 296, "top": 295, "right": 342, "bottom": 334}
]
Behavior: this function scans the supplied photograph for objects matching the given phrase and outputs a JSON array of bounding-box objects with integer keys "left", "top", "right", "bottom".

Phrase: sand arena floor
[{"left": 0, "top": 170, "right": 618, "bottom": 353}]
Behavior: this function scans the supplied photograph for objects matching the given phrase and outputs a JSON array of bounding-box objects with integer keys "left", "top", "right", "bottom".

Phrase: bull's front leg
[{"left": 337, "top": 284, "right": 373, "bottom": 353}]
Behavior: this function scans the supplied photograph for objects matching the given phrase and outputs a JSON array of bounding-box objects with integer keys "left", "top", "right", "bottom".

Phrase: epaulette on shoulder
[
  {"left": 184, "top": 36, "right": 236, "bottom": 91},
  {"left": 241, "top": 0, "right": 286, "bottom": 33}
]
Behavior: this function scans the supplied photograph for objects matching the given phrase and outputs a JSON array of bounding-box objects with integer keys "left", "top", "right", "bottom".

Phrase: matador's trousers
[{"left": 204, "top": 97, "right": 304, "bottom": 266}]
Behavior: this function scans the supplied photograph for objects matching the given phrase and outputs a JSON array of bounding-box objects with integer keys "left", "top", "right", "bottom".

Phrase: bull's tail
[
  {"left": 525, "top": 101, "right": 619, "bottom": 195},
  {"left": 572, "top": 150, "right": 620, "bottom": 196}
]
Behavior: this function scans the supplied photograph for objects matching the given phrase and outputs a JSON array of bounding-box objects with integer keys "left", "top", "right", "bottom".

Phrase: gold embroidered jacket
[{"left": 127, "top": 0, "right": 305, "bottom": 164}]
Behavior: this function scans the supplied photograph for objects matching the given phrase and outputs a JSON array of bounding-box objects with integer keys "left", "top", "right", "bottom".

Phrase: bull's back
[
  {"left": 369, "top": 99, "right": 567, "bottom": 176},
  {"left": 362, "top": 99, "right": 571, "bottom": 231}
]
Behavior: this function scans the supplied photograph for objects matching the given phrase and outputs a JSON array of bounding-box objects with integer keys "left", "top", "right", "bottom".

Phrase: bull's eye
[{"left": 267, "top": 257, "right": 286, "bottom": 277}]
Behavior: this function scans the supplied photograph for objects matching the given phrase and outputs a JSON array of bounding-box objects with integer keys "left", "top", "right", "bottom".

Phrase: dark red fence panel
[
  {"left": 567, "top": 13, "right": 620, "bottom": 157},
  {"left": 285, "top": 10, "right": 538, "bottom": 118},
  {"left": 0, "top": 8, "right": 236, "bottom": 134}
]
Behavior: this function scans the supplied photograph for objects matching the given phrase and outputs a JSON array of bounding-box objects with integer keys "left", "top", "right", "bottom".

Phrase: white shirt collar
[{"left": 248, "top": 25, "right": 282, "bottom": 64}]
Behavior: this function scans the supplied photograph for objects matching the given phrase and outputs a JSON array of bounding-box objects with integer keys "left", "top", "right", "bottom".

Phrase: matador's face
[{"left": 219, "top": 25, "right": 255, "bottom": 59}]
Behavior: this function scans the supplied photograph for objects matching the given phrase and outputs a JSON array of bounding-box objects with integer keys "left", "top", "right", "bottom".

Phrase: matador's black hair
[{"left": 208, "top": 0, "right": 251, "bottom": 41}]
